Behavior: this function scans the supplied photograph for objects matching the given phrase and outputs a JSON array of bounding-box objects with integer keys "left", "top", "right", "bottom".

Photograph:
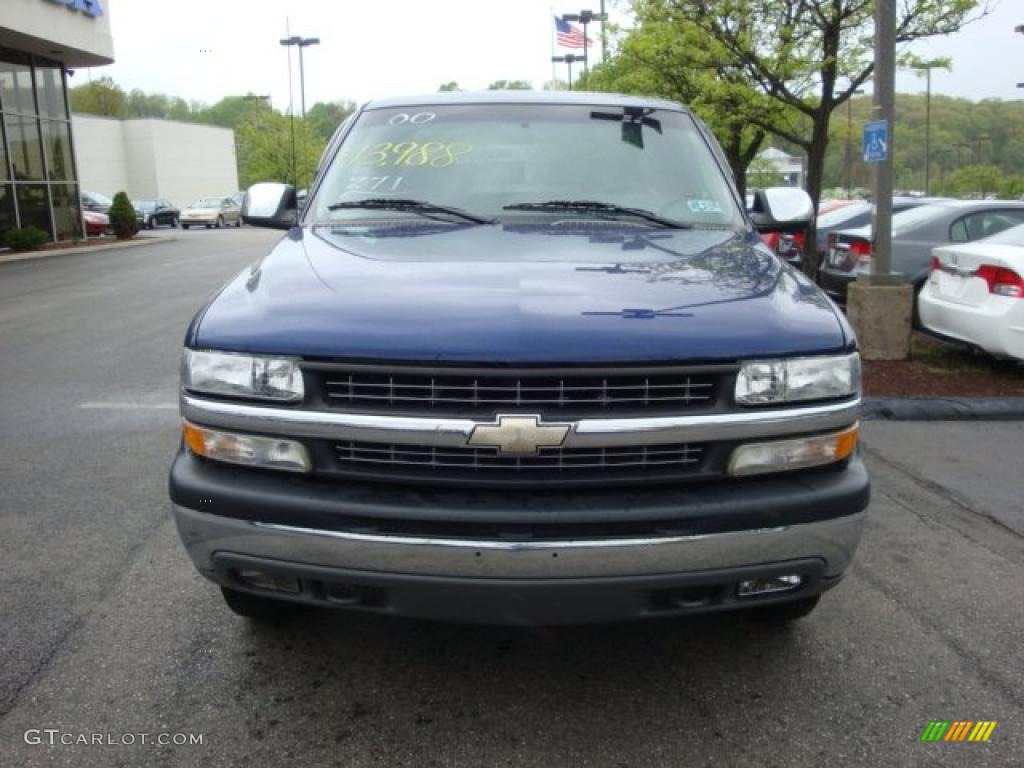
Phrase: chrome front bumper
[{"left": 174, "top": 504, "right": 866, "bottom": 581}]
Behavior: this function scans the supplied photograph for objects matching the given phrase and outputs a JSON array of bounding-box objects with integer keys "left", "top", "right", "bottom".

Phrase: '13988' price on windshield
[{"left": 339, "top": 141, "right": 473, "bottom": 168}]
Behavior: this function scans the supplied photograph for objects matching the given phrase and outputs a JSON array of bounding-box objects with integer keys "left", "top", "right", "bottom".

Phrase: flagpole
[{"left": 550, "top": 7, "right": 556, "bottom": 86}]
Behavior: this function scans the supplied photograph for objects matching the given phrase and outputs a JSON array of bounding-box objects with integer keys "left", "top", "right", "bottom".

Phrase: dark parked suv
[{"left": 170, "top": 92, "right": 868, "bottom": 626}]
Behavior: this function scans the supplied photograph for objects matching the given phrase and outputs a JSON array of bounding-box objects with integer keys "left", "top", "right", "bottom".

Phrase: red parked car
[{"left": 83, "top": 210, "right": 110, "bottom": 237}]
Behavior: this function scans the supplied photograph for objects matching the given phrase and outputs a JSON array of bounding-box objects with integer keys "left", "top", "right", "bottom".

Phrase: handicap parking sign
[{"left": 863, "top": 120, "right": 888, "bottom": 163}]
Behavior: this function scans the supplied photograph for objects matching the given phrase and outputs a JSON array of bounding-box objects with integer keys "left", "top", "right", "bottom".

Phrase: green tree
[
  {"left": 236, "top": 112, "right": 323, "bottom": 189},
  {"left": 487, "top": 80, "right": 533, "bottom": 90},
  {"left": 307, "top": 100, "right": 357, "bottom": 144},
  {"left": 69, "top": 77, "right": 128, "bottom": 118},
  {"left": 543, "top": 79, "right": 569, "bottom": 91},
  {"left": 578, "top": 15, "right": 788, "bottom": 198},
  {"left": 197, "top": 94, "right": 268, "bottom": 130},
  {"left": 642, "top": 0, "right": 987, "bottom": 277},
  {"left": 747, "top": 155, "right": 786, "bottom": 188},
  {"left": 938, "top": 164, "right": 1004, "bottom": 198},
  {"left": 438, "top": 81, "right": 461, "bottom": 92}
]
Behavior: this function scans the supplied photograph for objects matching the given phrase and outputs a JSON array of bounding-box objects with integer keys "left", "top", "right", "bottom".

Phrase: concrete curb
[
  {"left": 862, "top": 397, "right": 1024, "bottom": 421},
  {"left": 0, "top": 236, "right": 173, "bottom": 265}
]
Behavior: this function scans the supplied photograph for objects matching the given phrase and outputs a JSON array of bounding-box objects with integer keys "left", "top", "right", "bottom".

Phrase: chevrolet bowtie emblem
[{"left": 467, "top": 415, "right": 572, "bottom": 455}]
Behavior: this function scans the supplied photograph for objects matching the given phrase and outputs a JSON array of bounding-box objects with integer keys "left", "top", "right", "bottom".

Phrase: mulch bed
[{"left": 863, "top": 333, "right": 1024, "bottom": 398}]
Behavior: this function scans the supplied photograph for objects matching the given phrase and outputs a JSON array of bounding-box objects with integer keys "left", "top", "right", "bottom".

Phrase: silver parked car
[
  {"left": 818, "top": 200, "right": 1024, "bottom": 310},
  {"left": 180, "top": 197, "right": 242, "bottom": 229}
]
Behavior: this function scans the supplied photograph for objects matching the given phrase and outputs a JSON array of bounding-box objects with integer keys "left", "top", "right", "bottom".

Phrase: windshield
[
  {"left": 190, "top": 199, "right": 222, "bottom": 209},
  {"left": 134, "top": 200, "right": 156, "bottom": 211},
  {"left": 982, "top": 222, "right": 1024, "bottom": 246},
  {"left": 87, "top": 192, "right": 113, "bottom": 206},
  {"left": 311, "top": 104, "right": 742, "bottom": 228}
]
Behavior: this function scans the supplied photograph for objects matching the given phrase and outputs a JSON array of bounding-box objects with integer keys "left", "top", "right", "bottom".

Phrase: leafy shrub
[
  {"left": 108, "top": 192, "right": 137, "bottom": 239},
  {"left": 3, "top": 226, "right": 50, "bottom": 252}
]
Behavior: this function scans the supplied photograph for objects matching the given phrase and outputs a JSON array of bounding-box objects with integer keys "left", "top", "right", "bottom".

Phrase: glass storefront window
[
  {"left": 0, "top": 185, "right": 15, "bottom": 241},
  {"left": 0, "top": 53, "right": 37, "bottom": 115},
  {"left": 42, "top": 120, "right": 74, "bottom": 180},
  {"left": 6, "top": 115, "right": 45, "bottom": 180},
  {"left": 15, "top": 185, "right": 52, "bottom": 237},
  {"left": 0, "top": 51, "right": 82, "bottom": 243},
  {"left": 0, "top": 120, "right": 8, "bottom": 180},
  {"left": 51, "top": 184, "right": 82, "bottom": 241},
  {"left": 34, "top": 61, "right": 68, "bottom": 119}
]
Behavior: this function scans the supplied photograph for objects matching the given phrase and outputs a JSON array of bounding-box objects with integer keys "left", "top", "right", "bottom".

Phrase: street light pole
[
  {"left": 923, "top": 66, "right": 931, "bottom": 194},
  {"left": 552, "top": 55, "right": 582, "bottom": 89},
  {"left": 562, "top": 10, "right": 607, "bottom": 77},
  {"left": 280, "top": 36, "right": 319, "bottom": 118}
]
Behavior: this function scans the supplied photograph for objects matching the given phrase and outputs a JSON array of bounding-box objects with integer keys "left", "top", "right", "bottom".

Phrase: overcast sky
[{"left": 85, "top": 0, "right": 1023, "bottom": 110}]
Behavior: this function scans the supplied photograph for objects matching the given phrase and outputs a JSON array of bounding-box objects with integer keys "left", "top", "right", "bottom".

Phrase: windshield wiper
[
  {"left": 502, "top": 200, "right": 691, "bottom": 229},
  {"left": 327, "top": 198, "right": 496, "bottom": 225}
]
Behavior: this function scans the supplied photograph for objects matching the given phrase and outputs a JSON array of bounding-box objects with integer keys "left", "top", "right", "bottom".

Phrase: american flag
[{"left": 555, "top": 16, "right": 591, "bottom": 49}]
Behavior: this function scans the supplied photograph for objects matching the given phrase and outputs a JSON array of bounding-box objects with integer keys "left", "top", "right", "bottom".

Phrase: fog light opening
[
  {"left": 737, "top": 574, "right": 803, "bottom": 598},
  {"left": 234, "top": 569, "right": 301, "bottom": 594}
]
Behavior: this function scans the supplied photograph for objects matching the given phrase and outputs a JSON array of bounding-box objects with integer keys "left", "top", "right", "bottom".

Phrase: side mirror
[
  {"left": 747, "top": 187, "right": 814, "bottom": 233},
  {"left": 242, "top": 182, "right": 299, "bottom": 230}
]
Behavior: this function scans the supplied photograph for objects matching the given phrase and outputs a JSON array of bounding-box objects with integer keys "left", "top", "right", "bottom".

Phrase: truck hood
[{"left": 192, "top": 223, "right": 848, "bottom": 363}]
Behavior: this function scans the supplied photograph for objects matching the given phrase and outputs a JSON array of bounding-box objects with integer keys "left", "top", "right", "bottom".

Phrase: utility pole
[
  {"left": 600, "top": 0, "right": 607, "bottom": 60},
  {"left": 848, "top": 0, "right": 910, "bottom": 360},
  {"left": 871, "top": 0, "right": 895, "bottom": 280}
]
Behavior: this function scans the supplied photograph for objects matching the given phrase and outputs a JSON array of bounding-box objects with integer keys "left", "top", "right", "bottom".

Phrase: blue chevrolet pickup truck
[{"left": 170, "top": 91, "right": 868, "bottom": 625}]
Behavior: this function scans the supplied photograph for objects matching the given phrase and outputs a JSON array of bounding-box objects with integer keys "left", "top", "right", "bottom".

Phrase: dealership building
[
  {"left": 0, "top": 1, "right": 239, "bottom": 242},
  {"left": 0, "top": 0, "right": 114, "bottom": 241}
]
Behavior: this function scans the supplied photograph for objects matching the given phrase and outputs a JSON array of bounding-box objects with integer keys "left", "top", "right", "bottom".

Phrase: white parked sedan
[{"left": 919, "top": 223, "right": 1024, "bottom": 361}]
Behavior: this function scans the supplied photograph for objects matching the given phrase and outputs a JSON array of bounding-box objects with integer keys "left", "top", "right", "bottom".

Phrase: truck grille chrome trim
[
  {"left": 180, "top": 393, "right": 861, "bottom": 449},
  {"left": 334, "top": 440, "right": 704, "bottom": 474},
  {"left": 302, "top": 362, "right": 737, "bottom": 417}
]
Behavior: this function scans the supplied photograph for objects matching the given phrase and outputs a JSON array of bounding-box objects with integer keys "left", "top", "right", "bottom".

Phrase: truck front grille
[
  {"left": 311, "top": 364, "right": 727, "bottom": 417},
  {"left": 331, "top": 440, "right": 709, "bottom": 486}
]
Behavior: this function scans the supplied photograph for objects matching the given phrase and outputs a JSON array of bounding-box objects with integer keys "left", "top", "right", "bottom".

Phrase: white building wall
[
  {"left": 71, "top": 115, "right": 239, "bottom": 209},
  {"left": 142, "top": 120, "right": 238, "bottom": 209},
  {"left": 71, "top": 114, "right": 128, "bottom": 197}
]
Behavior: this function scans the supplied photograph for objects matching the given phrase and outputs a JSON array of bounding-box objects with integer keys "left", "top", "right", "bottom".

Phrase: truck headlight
[
  {"left": 182, "top": 349, "right": 304, "bottom": 402},
  {"left": 735, "top": 353, "right": 860, "bottom": 405}
]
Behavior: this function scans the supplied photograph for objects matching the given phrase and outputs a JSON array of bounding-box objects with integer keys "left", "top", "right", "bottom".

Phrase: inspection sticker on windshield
[{"left": 687, "top": 199, "right": 722, "bottom": 214}]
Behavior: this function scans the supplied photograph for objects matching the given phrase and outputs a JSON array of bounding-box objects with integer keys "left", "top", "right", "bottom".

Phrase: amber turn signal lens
[{"left": 728, "top": 424, "right": 859, "bottom": 477}]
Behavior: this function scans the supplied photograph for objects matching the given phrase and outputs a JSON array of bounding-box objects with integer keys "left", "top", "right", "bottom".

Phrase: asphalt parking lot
[{"left": 1, "top": 230, "right": 1022, "bottom": 767}]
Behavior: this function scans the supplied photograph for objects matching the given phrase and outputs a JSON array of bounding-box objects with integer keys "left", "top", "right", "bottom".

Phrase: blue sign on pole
[{"left": 863, "top": 120, "right": 888, "bottom": 164}]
